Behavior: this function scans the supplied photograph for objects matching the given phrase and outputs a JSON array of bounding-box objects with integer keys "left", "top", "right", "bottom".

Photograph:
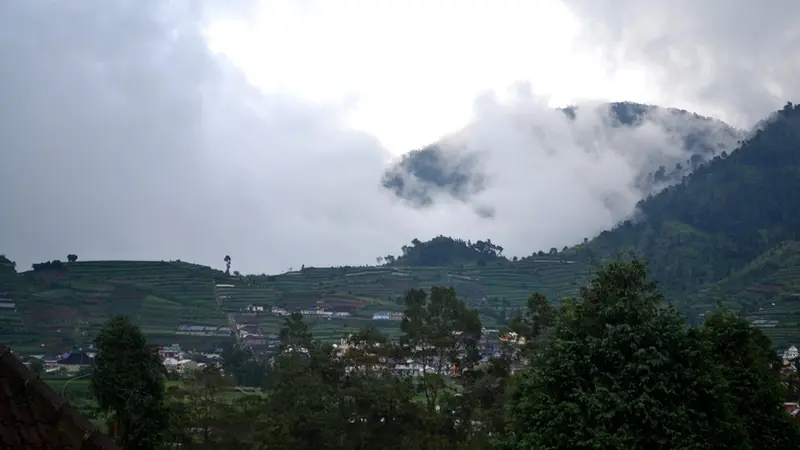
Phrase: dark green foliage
[
  {"left": 31, "top": 260, "right": 66, "bottom": 271},
  {"left": 28, "top": 358, "right": 43, "bottom": 375},
  {"left": 393, "top": 236, "right": 504, "bottom": 266},
  {"left": 506, "top": 292, "right": 556, "bottom": 342},
  {"left": 258, "top": 321, "right": 423, "bottom": 450},
  {"left": 457, "top": 356, "right": 515, "bottom": 448},
  {"left": 220, "top": 342, "right": 269, "bottom": 388},
  {"left": 401, "top": 286, "right": 483, "bottom": 412},
  {"left": 92, "top": 315, "right": 168, "bottom": 450},
  {"left": 166, "top": 366, "right": 250, "bottom": 448},
  {"left": 576, "top": 103, "right": 800, "bottom": 308},
  {"left": 506, "top": 260, "right": 739, "bottom": 450},
  {"left": 701, "top": 306, "right": 800, "bottom": 450}
]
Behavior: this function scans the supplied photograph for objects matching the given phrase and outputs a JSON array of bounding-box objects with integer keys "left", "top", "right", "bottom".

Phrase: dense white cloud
[
  {"left": 0, "top": 0, "right": 786, "bottom": 274},
  {"left": 560, "top": 0, "right": 800, "bottom": 127}
]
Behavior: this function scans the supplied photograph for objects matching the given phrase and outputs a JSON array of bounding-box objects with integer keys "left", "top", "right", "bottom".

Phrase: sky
[{"left": 0, "top": 0, "right": 798, "bottom": 274}]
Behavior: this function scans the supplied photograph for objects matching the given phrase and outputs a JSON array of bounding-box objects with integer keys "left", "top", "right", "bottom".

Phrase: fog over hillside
[
  {"left": 383, "top": 101, "right": 742, "bottom": 211},
  {"left": 0, "top": 0, "right": 797, "bottom": 273}
]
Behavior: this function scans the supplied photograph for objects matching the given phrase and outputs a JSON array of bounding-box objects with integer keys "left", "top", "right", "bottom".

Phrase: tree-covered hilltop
[
  {"left": 381, "top": 236, "right": 506, "bottom": 266},
  {"left": 383, "top": 102, "right": 742, "bottom": 207},
  {"left": 571, "top": 102, "right": 800, "bottom": 305}
]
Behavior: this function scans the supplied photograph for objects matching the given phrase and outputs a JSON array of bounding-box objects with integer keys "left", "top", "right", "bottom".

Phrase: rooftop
[{"left": 0, "top": 346, "right": 119, "bottom": 449}]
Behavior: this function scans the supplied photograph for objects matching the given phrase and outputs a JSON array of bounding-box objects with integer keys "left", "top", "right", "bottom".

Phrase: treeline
[
  {"left": 31, "top": 260, "right": 67, "bottom": 271},
  {"left": 381, "top": 235, "right": 505, "bottom": 266},
  {"left": 89, "top": 259, "right": 800, "bottom": 450}
]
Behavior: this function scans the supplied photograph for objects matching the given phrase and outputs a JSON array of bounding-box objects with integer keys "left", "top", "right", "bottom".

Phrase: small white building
[{"left": 271, "top": 306, "right": 289, "bottom": 316}]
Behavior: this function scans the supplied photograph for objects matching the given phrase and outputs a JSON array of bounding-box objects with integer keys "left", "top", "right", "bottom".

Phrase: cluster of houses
[
  {"left": 19, "top": 343, "right": 224, "bottom": 377},
  {"left": 246, "top": 303, "right": 406, "bottom": 322},
  {"left": 246, "top": 304, "right": 352, "bottom": 318},
  {"left": 327, "top": 328, "right": 522, "bottom": 378},
  {"left": 299, "top": 307, "right": 351, "bottom": 318},
  {"left": 17, "top": 350, "right": 98, "bottom": 375},
  {"left": 176, "top": 324, "right": 233, "bottom": 336},
  {"left": 782, "top": 346, "right": 800, "bottom": 418},
  {"left": 371, "top": 312, "right": 403, "bottom": 321},
  {"left": 27, "top": 350, "right": 97, "bottom": 374},
  {"left": 232, "top": 319, "right": 281, "bottom": 352},
  {"left": 154, "top": 343, "right": 221, "bottom": 373}
]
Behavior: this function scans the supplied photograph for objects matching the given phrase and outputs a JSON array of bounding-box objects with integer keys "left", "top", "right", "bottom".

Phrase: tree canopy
[
  {"left": 505, "top": 259, "right": 800, "bottom": 450},
  {"left": 92, "top": 316, "right": 168, "bottom": 450}
]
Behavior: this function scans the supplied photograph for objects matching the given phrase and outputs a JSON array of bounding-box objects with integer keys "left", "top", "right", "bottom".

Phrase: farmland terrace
[{"left": 0, "top": 256, "right": 594, "bottom": 351}]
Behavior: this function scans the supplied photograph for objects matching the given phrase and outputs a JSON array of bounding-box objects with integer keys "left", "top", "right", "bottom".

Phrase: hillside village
[{"left": 16, "top": 321, "right": 525, "bottom": 381}]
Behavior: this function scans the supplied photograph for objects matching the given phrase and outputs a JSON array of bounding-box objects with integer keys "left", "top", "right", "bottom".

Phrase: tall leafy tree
[
  {"left": 92, "top": 316, "right": 168, "bottom": 450},
  {"left": 506, "top": 292, "right": 558, "bottom": 360},
  {"left": 176, "top": 367, "right": 229, "bottom": 445},
  {"left": 220, "top": 342, "right": 269, "bottom": 388},
  {"left": 401, "top": 287, "right": 482, "bottom": 414},
  {"left": 506, "top": 259, "right": 738, "bottom": 450},
  {"left": 258, "top": 319, "right": 344, "bottom": 450},
  {"left": 166, "top": 366, "right": 254, "bottom": 448},
  {"left": 701, "top": 305, "right": 800, "bottom": 449},
  {"left": 337, "top": 328, "right": 423, "bottom": 450}
]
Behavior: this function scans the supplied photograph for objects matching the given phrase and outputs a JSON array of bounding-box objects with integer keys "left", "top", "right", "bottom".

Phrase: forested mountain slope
[{"left": 571, "top": 103, "right": 800, "bottom": 306}]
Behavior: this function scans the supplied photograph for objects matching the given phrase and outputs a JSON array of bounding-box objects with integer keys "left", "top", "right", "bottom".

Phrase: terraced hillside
[
  {"left": 0, "top": 256, "right": 27, "bottom": 350},
  {"left": 238, "top": 257, "right": 593, "bottom": 339},
  {"left": 689, "top": 241, "right": 800, "bottom": 347},
  {"left": 0, "top": 255, "right": 594, "bottom": 351},
  {"left": 0, "top": 260, "right": 234, "bottom": 354}
]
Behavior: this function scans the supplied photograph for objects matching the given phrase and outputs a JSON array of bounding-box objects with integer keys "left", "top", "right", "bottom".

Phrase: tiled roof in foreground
[{"left": 0, "top": 345, "right": 118, "bottom": 449}]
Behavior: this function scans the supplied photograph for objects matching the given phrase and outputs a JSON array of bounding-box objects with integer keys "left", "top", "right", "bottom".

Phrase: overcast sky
[{"left": 1, "top": 0, "right": 797, "bottom": 274}]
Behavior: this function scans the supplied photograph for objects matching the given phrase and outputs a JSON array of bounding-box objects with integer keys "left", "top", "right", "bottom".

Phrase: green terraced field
[
  {"left": 0, "top": 256, "right": 598, "bottom": 350},
  {"left": 3, "top": 248, "right": 800, "bottom": 350},
  {"left": 0, "top": 261, "right": 234, "bottom": 353},
  {"left": 689, "top": 242, "right": 800, "bottom": 348}
]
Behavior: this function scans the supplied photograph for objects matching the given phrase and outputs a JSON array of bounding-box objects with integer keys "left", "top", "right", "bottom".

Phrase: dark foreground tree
[
  {"left": 506, "top": 292, "right": 558, "bottom": 360},
  {"left": 92, "top": 316, "right": 168, "bottom": 450},
  {"left": 166, "top": 366, "right": 247, "bottom": 448},
  {"left": 220, "top": 342, "right": 269, "bottom": 388},
  {"left": 506, "top": 259, "right": 739, "bottom": 450},
  {"left": 401, "top": 287, "right": 482, "bottom": 414},
  {"left": 701, "top": 306, "right": 800, "bottom": 449}
]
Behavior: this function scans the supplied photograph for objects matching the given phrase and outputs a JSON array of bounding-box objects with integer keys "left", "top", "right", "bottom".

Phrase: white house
[{"left": 271, "top": 306, "right": 289, "bottom": 316}]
